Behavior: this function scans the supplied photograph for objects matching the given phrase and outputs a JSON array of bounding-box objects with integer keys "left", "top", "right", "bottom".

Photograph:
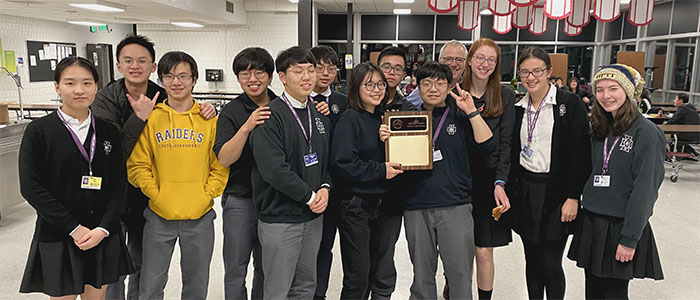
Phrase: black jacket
[
  {"left": 214, "top": 89, "right": 277, "bottom": 198},
  {"left": 330, "top": 108, "right": 388, "bottom": 195},
  {"left": 381, "top": 91, "right": 417, "bottom": 112},
  {"left": 250, "top": 96, "right": 333, "bottom": 223},
  {"left": 471, "top": 86, "right": 516, "bottom": 185},
  {"left": 583, "top": 114, "right": 665, "bottom": 248},
  {"left": 667, "top": 103, "right": 700, "bottom": 140},
  {"left": 311, "top": 91, "right": 347, "bottom": 130},
  {"left": 19, "top": 113, "right": 125, "bottom": 241},
  {"left": 91, "top": 78, "right": 166, "bottom": 224},
  {"left": 399, "top": 97, "right": 496, "bottom": 210},
  {"left": 509, "top": 89, "right": 592, "bottom": 204}
]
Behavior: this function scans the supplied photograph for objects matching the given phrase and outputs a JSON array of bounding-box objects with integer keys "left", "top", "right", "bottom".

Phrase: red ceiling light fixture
[
  {"left": 628, "top": 0, "right": 654, "bottom": 26},
  {"left": 429, "top": 0, "right": 460, "bottom": 13},
  {"left": 544, "top": 0, "right": 573, "bottom": 20},
  {"left": 567, "top": 0, "right": 592, "bottom": 27},
  {"left": 592, "top": 0, "right": 621, "bottom": 22},
  {"left": 512, "top": 4, "right": 533, "bottom": 29},
  {"left": 488, "top": 0, "right": 515, "bottom": 16}
]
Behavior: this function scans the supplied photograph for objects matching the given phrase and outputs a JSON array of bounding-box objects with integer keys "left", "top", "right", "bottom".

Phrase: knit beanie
[{"left": 592, "top": 64, "right": 645, "bottom": 101}]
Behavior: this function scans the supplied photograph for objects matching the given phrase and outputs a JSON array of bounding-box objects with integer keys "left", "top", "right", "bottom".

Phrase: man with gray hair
[{"left": 406, "top": 40, "right": 468, "bottom": 107}]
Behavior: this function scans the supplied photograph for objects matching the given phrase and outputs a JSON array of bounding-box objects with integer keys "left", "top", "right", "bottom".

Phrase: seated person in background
[
  {"left": 549, "top": 76, "right": 557, "bottom": 85},
  {"left": 555, "top": 77, "right": 565, "bottom": 89},
  {"left": 568, "top": 77, "right": 592, "bottom": 112},
  {"left": 666, "top": 93, "right": 700, "bottom": 156},
  {"left": 637, "top": 88, "right": 652, "bottom": 114}
]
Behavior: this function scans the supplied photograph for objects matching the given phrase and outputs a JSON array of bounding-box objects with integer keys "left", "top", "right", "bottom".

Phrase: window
[
  {"left": 557, "top": 45, "right": 594, "bottom": 82},
  {"left": 670, "top": 38, "right": 696, "bottom": 91},
  {"left": 650, "top": 40, "right": 668, "bottom": 90}
]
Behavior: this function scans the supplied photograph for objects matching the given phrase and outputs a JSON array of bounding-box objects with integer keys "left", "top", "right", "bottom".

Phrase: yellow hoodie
[{"left": 127, "top": 100, "right": 228, "bottom": 220}]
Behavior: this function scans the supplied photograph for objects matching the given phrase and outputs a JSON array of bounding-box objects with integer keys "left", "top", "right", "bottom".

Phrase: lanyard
[
  {"left": 57, "top": 111, "right": 97, "bottom": 175},
  {"left": 602, "top": 136, "right": 621, "bottom": 174},
  {"left": 526, "top": 97, "right": 545, "bottom": 145},
  {"left": 432, "top": 107, "right": 450, "bottom": 149},
  {"left": 281, "top": 93, "right": 313, "bottom": 153}
]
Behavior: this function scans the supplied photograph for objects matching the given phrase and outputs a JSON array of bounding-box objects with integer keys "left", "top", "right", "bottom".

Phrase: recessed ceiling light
[
  {"left": 68, "top": 20, "right": 106, "bottom": 26},
  {"left": 171, "top": 21, "right": 204, "bottom": 28},
  {"left": 480, "top": 9, "right": 492, "bottom": 15},
  {"left": 393, "top": 8, "right": 411, "bottom": 15},
  {"left": 289, "top": 0, "right": 299, "bottom": 3},
  {"left": 393, "top": 0, "right": 414, "bottom": 3},
  {"left": 620, "top": 0, "right": 631, "bottom": 4},
  {"left": 69, "top": 0, "right": 125, "bottom": 12}
]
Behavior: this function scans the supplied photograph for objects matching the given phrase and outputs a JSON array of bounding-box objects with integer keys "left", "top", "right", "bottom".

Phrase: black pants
[
  {"left": 315, "top": 195, "right": 340, "bottom": 298},
  {"left": 585, "top": 270, "right": 630, "bottom": 300},
  {"left": 522, "top": 239, "right": 567, "bottom": 300},
  {"left": 338, "top": 194, "right": 402, "bottom": 300}
]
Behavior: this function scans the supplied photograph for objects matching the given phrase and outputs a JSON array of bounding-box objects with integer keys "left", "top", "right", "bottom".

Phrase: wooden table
[
  {"left": 7, "top": 103, "right": 60, "bottom": 119},
  {"left": 652, "top": 102, "right": 675, "bottom": 107},
  {"left": 657, "top": 124, "right": 700, "bottom": 134},
  {"left": 657, "top": 106, "right": 700, "bottom": 113},
  {"left": 644, "top": 114, "right": 671, "bottom": 124}
]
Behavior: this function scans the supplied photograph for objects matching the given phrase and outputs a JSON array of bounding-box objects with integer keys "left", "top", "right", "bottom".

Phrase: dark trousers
[
  {"left": 315, "top": 195, "right": 340, "bottom": 298},
  {"left": 584, "top": 270, "right": 630, "bottom": 300},
  {"left": 337, "top": 194, "right": 402, "bottom": 300},
  {"left": 106, "top": 219, "right": 144, "bottom": 300},
  {"left": 522, "top": 239, "right": 567, "bottom": 300}
]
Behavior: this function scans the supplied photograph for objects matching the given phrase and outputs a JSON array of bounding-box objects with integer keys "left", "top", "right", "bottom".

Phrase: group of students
[{"left": 17, "top": 33, "right": 666, "bottom": 300}]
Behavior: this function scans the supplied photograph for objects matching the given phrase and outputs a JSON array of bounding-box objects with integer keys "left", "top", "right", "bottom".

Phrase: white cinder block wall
[
  {"left": 0, "top": 11, "right": 297, "bottom": 105},
  {"left": 139, "top": 11, "right": 298, "bottom": 95},
  {"left": 0, "top": 14, "right": 132, "bottom": 104}
]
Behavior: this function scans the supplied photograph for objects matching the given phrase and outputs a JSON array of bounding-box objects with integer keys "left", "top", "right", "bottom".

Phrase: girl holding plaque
[
  {"left": 330, "top": 62, "right": 404, "bottom": 299},
  {"left": 509, "top": 47, "right": 591, "bottom": 299},
  {"left": 18, "top": 57, "right": 133, "bottom": 299}
]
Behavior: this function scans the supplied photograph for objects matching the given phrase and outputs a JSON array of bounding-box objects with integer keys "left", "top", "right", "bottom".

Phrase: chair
[{"left": 666, "top": 133, "right": 699, "bottom": 182}]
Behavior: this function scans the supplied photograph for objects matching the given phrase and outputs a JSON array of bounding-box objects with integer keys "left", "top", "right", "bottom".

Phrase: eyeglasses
[
  {"left": 238, "top": 70, "right": 268, "bottom": 81},
  {"left": 315, "top": 65, "right": 338, "bottom": 74},
  {"left": 121, "top": 58, "right": 152, "bottom": 67},
  {"left": 440, "top": 56, "right": 466, "bottom": 64},
  {"left": 518, "top": 68, "right": 549, "bottom": 79},
  {"left": 288, "top": 67, "right": 316, "bottom": 77},
  {"left": 162, "top": 73, "right": 193, "bottom": 83},
  {"left": 472, "top": 55, "right": 497, "bottom": 66},
  {"left": 379, "top": 63, "right": 405, "bottom": 74},
  {"left": 363, "top": 81, "right": 387, "bottom": 91},
  {"left": 419, "top": 80, "right": 448, "bottom": 90}
]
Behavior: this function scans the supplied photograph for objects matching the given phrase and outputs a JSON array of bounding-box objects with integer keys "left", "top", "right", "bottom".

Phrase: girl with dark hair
[
  {"left": 330, "top": 62, "right": 404, "bottom": 299},
  {"left": 460, "top": 38, "right": 515, "bottom": 300},
  {"left": 509, "top": 47, "right": 591, "bottom": 299},
  {"left": 568, "top": 64, "right": 664, "bottom": 300},
  {"left": 568, "top": 77, "right": 593, "bottom": 112},
  {"left": 19, "top": 57, "right": 133, "bottom": 299}
]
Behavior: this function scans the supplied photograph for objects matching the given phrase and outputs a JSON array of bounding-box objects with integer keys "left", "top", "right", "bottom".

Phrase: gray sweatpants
[
  {"left": 222, "top": 194, "right": 263, "bottom": 300},
  {"left": 139, "top": 207, "right": 216, "bottom": 300},
  {"left": 258, "top": 216, "right": 323, "bottom": 300},
  {"left": 404, "top": 203, "right": 475, "bottom": 300}
]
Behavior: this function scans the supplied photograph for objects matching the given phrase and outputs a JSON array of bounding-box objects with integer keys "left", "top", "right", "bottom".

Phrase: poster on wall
[
  {"left": 3, "top": 51, "right": 16, "bottom": 73},
  {"left": 26, "top": 40, "right": 76, "bottom": 82},
  {"left": 0, "top": 38, "right": 4, "bottom": 67}
]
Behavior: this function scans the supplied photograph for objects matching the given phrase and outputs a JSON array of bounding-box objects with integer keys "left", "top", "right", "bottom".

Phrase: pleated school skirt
[
  {"left": 568, "top": 209, "right": 664, "bottom": 280},
  {"left": 19, "top": 232, "right": 134, "bottom": 297}
]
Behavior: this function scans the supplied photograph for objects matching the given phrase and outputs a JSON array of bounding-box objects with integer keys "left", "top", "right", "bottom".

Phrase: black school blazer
[{"left": 508, "top": 89, "right": 592, "bottom": 205}]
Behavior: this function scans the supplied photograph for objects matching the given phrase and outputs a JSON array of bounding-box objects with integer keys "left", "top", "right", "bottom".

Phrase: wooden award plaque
[{"left": 384, "top": 111, "right": 433, "bottom": 170}]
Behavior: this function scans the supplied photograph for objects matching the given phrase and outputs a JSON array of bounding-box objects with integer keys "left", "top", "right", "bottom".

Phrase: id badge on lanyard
[
  {"left": 58, "top": 111, "right": 102, "bottom": 190},
  {"left": 594, "top": 136, "right": 621, "bottom": 188},
  {"left": 432, "top": 107, "right": 450, "bottom": 162},
  {"left": 281, "top": 94, "right": 319, "bottom": 168},
  {"left": 522, "top": 99, "right": 545, "bottom": 160}
]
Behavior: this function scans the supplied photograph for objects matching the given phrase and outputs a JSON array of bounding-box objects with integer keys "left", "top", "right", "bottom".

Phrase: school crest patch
[
  {"left": 315, "top": 117, "right": 326, "bottom": 134},
  {"left": 447, "top": 124, "right": 457, "bottom": 135},
  {"left": 559, "top": 104, "right": 566, "bottom": 116},
  {"left": 103, "top": 141, "right": 112, "bottom": 155},
  {"left": 619, "top": 134, "right": 634, "bottom": 152},
  {"left": 331, "top": 103, "right": 340, "bottom": 114}
]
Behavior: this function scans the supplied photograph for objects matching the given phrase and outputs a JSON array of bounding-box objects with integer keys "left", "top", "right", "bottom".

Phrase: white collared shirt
[
  {"left": 58, "top": 107, "right": 92, "bottom": 144},
  {"left": 309, "top": 88, "right": 332, "bottom": 99},
  {"left": 283, "top": 91, "right": 309, "bottom": 109},
  {"left": 515, "top": 84, "right": 557, "bottom": 173}
]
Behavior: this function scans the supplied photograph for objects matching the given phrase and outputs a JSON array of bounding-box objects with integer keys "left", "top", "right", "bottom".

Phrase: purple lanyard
[
  {"left": 526, "top": 98, "right": 545, "bottom": 145},
  {"left": 432, "top": 107, "right": 450, "bottom": 148},
  {"left": 281, "top": 93, "right": 313, "bottom": 153},
  {"left": 602, "top": 136, "right": 621, "bottom": 174},
  {"left": 57, "top": 110, "right": 97, "bottom": 175}
]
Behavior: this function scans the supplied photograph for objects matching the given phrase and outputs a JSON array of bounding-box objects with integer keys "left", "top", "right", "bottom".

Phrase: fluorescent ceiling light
[
  {"left": 620, "top": 0, "right": 631, "bottom": 4},
  {"left": 480, "top": 9, "right": 492, "bottom": 15},
  {"left": 289, "top": 0, "right": 299, "bottom": 3},
  {"left": 393, "top": 8, "right": 411, "bottom": 14},
  {"left": 393, "top": 0, "right": 414, "bottom": 3},
  {"left": 69, "top": 1, "right": 125, "bottom": 12},
  {"left": 68, "top": 21, "right": 106, "bottom": 26},
  {"left": 171, "top": 21, "right": 204, "bottom": 28}
]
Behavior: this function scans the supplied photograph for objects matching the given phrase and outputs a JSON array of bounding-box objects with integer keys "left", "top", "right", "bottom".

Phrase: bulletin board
[
  {"left": 26, "top": 40, "right": 77, "bottom": 82},
  {"left": 616, "top": 51, "right": 645, "bottom": 75},
  {"left": 548, "top": 53, "right": 568, "bottom": 81}
]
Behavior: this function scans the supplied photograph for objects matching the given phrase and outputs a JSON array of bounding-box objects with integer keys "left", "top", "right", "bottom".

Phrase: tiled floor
[{"left": 1, "top": 159, "right": 699, "bottom": 299}]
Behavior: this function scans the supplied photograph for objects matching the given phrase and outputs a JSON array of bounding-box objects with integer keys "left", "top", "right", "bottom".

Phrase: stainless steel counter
[{"left": 0, "top": 121, "right": 30, "bottom": 220}]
